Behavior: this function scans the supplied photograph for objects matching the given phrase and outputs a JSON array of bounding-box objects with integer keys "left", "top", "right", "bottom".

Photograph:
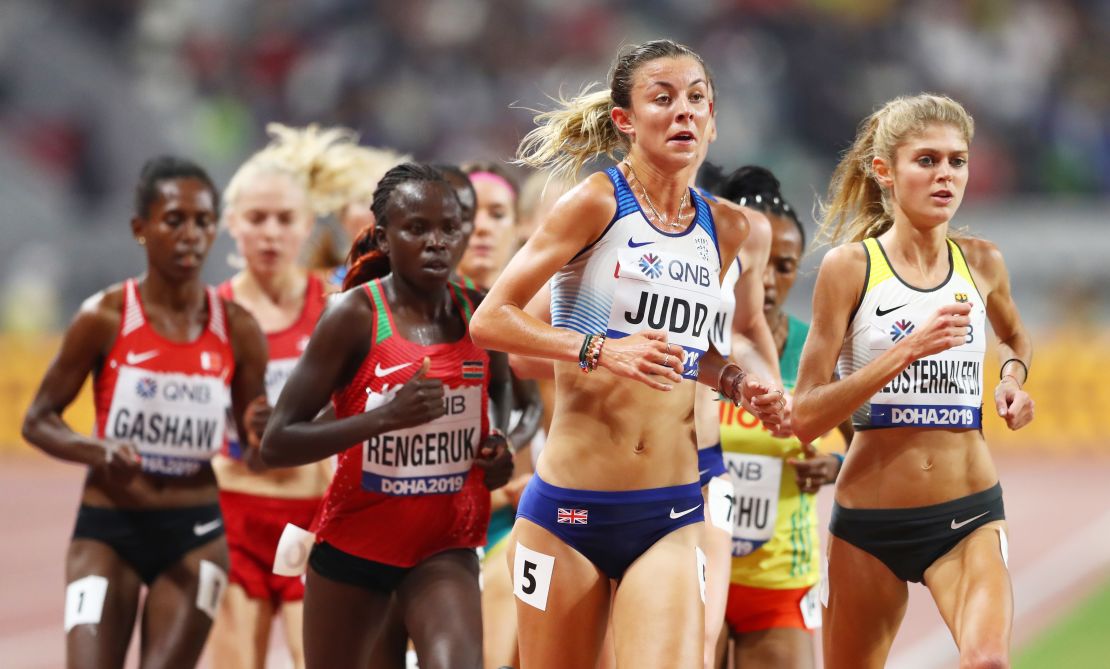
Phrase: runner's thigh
[
  {"left": 822, "top": 536, "right": 908, "bottom": 669},
  {"left": 138, "top": 537, "right": 228, "bottom": 669},
  {"left": 510, "top": 518, "right": 611, "bottom": 669},
  {"left": 924, "top": 520, "right": 1012, "bottom": 663},
  {"left": 398, "top": 549, "right": 482, "bottom": 669},
  {"left": 612, "top": 523, "right": 703, "bottom": 669},
  {"left": 65, "top": 539, "right": 143, "bottom": 669},
  {"left": 302, "top": 562, "right": 394, "bottom": 669}
]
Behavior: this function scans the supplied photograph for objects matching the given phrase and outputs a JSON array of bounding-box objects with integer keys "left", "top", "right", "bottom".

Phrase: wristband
[{"left": 999, "top": 358, "right": 1028, "bottom": 385}]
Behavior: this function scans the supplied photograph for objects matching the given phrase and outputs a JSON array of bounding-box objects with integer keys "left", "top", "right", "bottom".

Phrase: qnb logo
[
  {"left": 136, "top": 377, "right": 158, "bottom": 399},
  {"left": 890, "top": 319, "right": 915, "bottom": 343},
  {"left": 666, "top": 260, "right": 712, "bottom": 287},
  {"left": 161, "top": 382, "right": 213, "bottom": 404},
  {"left": 639, "top": 253, "right": 663, "bottom": 279}
]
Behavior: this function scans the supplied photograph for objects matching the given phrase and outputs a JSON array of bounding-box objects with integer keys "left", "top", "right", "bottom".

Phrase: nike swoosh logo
[
  {"left": 374, "top": 362, "right": 413, "bottom": 378},
  {"left": 950, "top": 511, "right": 990, "bottom": 530},
  {"left": 875, "top": 304, "right": 908, "bottom": 317},
  {"left": 125, "top": 350, "right": 160, "bottom": 365},
  {"left": 669, "top": 504, "right": 702, "bottom": 519},
  {"left": 193, "top": 519, "right": 223, "bottom": 536},
  {"left": 627, "top": 239, "right": 654, "bottom": 248},
  {"left": 698, "top": 468, "right": 711, "bottom": 477}
]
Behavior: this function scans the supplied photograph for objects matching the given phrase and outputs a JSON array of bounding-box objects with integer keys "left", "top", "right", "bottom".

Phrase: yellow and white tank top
[
  {"left": 720, "top": 314, "right": 819, "bottom": 589},
  {"left": 551, "top": 167, "right": 722, "bottom": 380},
  {"left": 840, "top": 237, "right": 986, "bottom": 430}
]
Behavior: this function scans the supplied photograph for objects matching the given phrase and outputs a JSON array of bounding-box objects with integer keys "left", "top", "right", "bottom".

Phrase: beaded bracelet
[
  {"left": 588, "top": 334, "right": 606, "bottom": 372},
  {"left": 579, "top": 333, "right": 605, "bottom": 373}
]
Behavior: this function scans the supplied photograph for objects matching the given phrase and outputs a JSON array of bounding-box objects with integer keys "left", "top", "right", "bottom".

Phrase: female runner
[
  {"left": 470, "top": 40, "right": 783, "bottom": 668},
  {"left": 208, "top": 126, "right": 333, "bottom": 669},
  {"left": 792, "top": 94, "right": 1034, "bottom": 668},
  {"left": 23, "top": 156, "right": 267, "bottom": 668},
  {"left": 712, "top": 165, "right": 845, "bottom": 668},
  {"left": 261, "top": 163, "right": 514, "bottom": 669}
]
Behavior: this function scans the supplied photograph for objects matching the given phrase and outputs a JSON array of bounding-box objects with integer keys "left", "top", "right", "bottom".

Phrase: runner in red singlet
[
  {"left": 261, "top": 163, "right": 514, "bottom": 669},
  {"left": 22, "top": 156, "right": 268, "bottom": 668},
  {"left": 208, "top": 128, "right": 334, "bottom": 669}
]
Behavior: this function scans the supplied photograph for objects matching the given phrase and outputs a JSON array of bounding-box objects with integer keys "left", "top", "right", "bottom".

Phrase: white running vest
[
  {"left": 839, "top": 237, "right": 986, "bottom": 429},
  {"left": 551, "top": 167, "right": 722, "bottom": 380}
]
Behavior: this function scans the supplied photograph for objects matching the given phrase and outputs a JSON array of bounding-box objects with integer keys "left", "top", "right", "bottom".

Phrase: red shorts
[
  {"left": 219, "top": 490, "right": 322, "bottom": 604},
  {"left": 725, "top": 583, "right": 815, "bottom": 634}
]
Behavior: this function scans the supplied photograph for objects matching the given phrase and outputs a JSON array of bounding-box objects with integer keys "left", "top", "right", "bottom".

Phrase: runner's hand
[
  {"left": 101, "top": 440, "right": 142, "bottom": 483},
  {"left": 787, "top": 442, "right": 841, "bottom": 494},
  {"left": 475, "top": 432, "right": 514, "bottom": 491},
  {"left": 995, "top": 377, "right": 1034, "bottom": 430},
  {"left": 240, "top": 395, "right": 272, "bottom": 472},
  {"left": 906, "top": 303, "right": 972, "bottom": 361},
  {"left": 381, "top": 358, "right": 445, "bottom": 431},
  {"left": 598, "top": 330, "right": 684, "bottom": 391},
  {"left": 244, "top": 395, "right": 271, "bottom": 448},
  {"left": 767, "top": 392, "right": 794, "bottom": 438},
  {"left": 733, "top": 374, "right": 785, "bottom": 429}
]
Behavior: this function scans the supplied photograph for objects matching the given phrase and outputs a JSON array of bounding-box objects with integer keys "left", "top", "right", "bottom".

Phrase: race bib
[
  {"left": 106, "top": 367, "right": 229, "bottom": 476},
  {"left": 606, "top": 248, "right": 720, "bottom": 380},
  {"left": 724, "top": 452, "right": 782, "bottom": 556},
  {"left": 264, "top": 357, "right": 299, "bottom": 405},
  {"left": 869, "top": 314, "right": 985, "bottom": 428},
  {"left": 800, "top": 583, "right": 822, "bottom": 629},
  {"left": 361, "top": 384, "right": 481, "bottom": 495}
]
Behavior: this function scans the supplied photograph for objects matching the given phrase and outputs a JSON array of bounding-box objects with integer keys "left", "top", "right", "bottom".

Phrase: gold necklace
[{"left": 625, "top": 161, "right": 690, "bottom": 230}]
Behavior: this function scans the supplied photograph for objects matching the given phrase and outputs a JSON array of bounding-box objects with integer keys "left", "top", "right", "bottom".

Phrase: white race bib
[
  {"left": 361, "top": 384, "right": 481, "bottom": 495},
  {"left": 264, "top": 357, "right": 299, "bottom": 405},
  {"left": 724, "top": 452, "right": 782, "bottom": 556},
  {"left": 606, "top": 248, "right": 720, "bottom": 380},
  {"left": 800, "top": 583, "right": 822, "bottom": 629},
  {"left": 106, "top": 366, "right": 229, "bottom": 476}
]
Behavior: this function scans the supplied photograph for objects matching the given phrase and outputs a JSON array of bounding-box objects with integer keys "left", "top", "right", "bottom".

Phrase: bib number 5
[{"left": 513, "top": 542, "right": 555, "bottom": 611}]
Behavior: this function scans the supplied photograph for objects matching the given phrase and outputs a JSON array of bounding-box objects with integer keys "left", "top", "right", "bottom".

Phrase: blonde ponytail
[
  {"left": 515, "top": 85, "right": 623, "bottom": 184},
  {"left": 817, "top": 93, "right": 975, "bottom": 246},
  {"left": 516, "top": 39, "right": 709, "bottom": 185}
]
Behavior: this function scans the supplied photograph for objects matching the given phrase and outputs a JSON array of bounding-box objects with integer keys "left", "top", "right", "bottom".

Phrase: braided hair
[{"left": 702, "top": 164, "right": 805, "bottom": 249}]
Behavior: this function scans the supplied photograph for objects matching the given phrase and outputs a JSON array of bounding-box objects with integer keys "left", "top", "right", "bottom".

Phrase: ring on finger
[
  {"left": 663, "top": 354, "right": 670, "bottom": 368},
  {"left": 805, "top": 477, "right": 812, "bottom": 488}
]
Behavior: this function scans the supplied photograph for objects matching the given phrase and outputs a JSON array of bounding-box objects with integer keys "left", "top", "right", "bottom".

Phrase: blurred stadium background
[{"left": 1, "top": 1, "right": 1106, "bottom": 667}]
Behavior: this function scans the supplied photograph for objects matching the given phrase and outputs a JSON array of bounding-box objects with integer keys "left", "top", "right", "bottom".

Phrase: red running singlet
[
  {"left": 95, "top": 279, "right": 235, "bottom": 477},
  {"left": 316, "top": 279, "right": 491, "bottom": 567},
  {"left": 218, "top": 274, "right": 326, "bottom": 405}
]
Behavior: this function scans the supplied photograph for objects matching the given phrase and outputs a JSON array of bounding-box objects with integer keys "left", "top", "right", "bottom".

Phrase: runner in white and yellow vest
[{"left": 714, "top": 167, "right": 848, "bottom": 667}]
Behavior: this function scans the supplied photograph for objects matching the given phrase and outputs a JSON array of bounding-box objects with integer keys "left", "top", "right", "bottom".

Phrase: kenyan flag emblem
[{"left": 462, "top": 360, "right": 484, "bottom": 380}]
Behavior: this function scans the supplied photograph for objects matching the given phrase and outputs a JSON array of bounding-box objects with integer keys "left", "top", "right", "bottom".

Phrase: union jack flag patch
[
  {"left": 557, "top": 508, "right": 588, "bottom": 524},
  {"left": 461, "top": 360, "right": 484, "bottom": 380}
]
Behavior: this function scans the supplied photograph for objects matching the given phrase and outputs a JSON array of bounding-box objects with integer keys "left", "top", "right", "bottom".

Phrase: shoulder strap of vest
[
  {"left": 364, "top": 279, "right": 395, "bottom": 345},
  {"left": 121, "top": 278, "right": 146, "bottom": 337},
  {"left": 206, "top": 285, "right": 229, "bottom": 343},
  {"left": 947, "top": 239, "right": 977, "bottom": 287},
  {"left": 448, "top": 282, "right": 476, "bottom": 326},
  {"left": 605, "top": 166, "right": 640, "bottom": 220},
  {"left": 862, "top": 237, "right": 894, "bottom": 293},
  {"left": 690, "top": 187, "right": 722, "bottom": 268}
]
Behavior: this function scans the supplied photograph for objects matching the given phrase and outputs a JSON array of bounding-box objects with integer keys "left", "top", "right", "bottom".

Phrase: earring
[{"left": 137, "top": 236, "right": 146, "bottom": 246}]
